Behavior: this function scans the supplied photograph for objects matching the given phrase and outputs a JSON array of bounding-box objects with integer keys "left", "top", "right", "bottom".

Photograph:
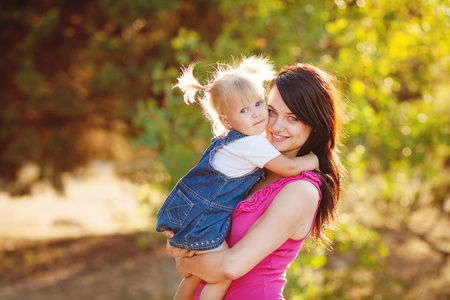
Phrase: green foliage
[
  {"left": 284, "top": 222, "right": 393, "bottom": 299},
  {"left": 133, "top": 84, "right": 212, "bottom": 187}
]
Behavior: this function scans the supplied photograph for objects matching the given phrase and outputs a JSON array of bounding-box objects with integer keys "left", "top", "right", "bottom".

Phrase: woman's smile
[{"left": 267, "top": 131, "right": 290, "bottom": 142}]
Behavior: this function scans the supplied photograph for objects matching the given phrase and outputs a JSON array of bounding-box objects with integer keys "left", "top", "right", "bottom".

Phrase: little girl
[{"left": 156, "top": 56, "right": 318, "bottom": 299}]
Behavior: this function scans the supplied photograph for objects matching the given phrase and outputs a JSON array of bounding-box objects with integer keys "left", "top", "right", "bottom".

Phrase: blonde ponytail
[
  {"left": 237, "top": 55, "right": 275, "bottom": 83},
  {"left": 173, "top": 64, "right": 208, "bottom": 105}
]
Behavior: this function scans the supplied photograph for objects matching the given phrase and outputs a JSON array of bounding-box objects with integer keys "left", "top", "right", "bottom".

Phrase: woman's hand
[{"left": 165, "top": 231, "right": 196, "bottom": 258}]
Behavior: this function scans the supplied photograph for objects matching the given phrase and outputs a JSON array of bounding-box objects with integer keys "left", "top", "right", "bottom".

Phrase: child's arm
[{"left": 264, "top": 152, "right": 319, "bottom": 177}]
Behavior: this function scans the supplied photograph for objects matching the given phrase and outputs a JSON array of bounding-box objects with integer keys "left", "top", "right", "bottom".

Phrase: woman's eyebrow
[{"left": 268, "top": 104, "right": 295, "bottom": 116}]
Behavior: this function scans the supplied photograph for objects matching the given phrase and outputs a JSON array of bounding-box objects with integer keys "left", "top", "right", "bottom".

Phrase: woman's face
[{"left": 264, "top": 86, "right": 312, "bottom": 158}]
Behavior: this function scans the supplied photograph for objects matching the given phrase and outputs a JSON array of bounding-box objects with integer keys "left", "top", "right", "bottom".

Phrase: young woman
[
  {"left": 156, "top": 57, "right": 319, "bottom": 300},
  {"left": 166, "top": 63, "right": 346, "bottom": 299}
]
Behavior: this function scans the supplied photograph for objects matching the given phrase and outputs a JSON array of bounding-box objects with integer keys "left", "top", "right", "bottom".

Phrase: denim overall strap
[{"left": 194, "top": 130, "right": 247, "bottom": 166}]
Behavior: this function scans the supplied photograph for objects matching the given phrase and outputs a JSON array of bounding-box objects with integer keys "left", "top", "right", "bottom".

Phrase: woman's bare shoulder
[
  {"left": 266, "top": 178, "right": 320, "bottom": 221},
  {"left": 280, "top": 178, "right": 320, "bottom": 203},
  {"left": 277, "top": 179, "right": 320, "bottom": 239}
]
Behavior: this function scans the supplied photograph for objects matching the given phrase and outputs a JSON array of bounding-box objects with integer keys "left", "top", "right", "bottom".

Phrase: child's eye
[
  {"left": 240, "top": 108, "right": 248, "bottom": 113},
  {"left": 255, "top": 101, "right": 264, "bottom": 107}
]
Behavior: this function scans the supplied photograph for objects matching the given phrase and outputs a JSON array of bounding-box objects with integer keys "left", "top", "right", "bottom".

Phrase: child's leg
[
  {"left": 174, "top": 275, "right": 203, "bottom": 300},
  {"left": 199, "top": 279, "right": 232, "bottom": 300},
  {"left": 197, "top": 241, "right": 232, "bottom": 300}
]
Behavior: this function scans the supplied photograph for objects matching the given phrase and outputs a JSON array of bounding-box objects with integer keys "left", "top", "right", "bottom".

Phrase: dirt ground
[
  {"left": 0, "top": 162, "right": 182, "bottom": 300},
  {"left": 0, "top": 233, "right": 182, "bottom": 300}
]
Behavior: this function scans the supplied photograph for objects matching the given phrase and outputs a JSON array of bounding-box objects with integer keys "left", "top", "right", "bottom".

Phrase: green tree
[{"left": 0, "top": 0, "right": 219, "bottom": 194}]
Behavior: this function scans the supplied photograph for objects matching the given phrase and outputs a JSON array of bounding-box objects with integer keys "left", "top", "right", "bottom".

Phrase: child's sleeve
[{"left": 244, "top": 135, "right": 281, "bottom": 168}]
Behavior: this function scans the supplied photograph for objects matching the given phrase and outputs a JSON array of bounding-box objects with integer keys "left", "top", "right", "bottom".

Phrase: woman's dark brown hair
[{"left": 269, "top": 63, "right": 346, "bottom": 247}]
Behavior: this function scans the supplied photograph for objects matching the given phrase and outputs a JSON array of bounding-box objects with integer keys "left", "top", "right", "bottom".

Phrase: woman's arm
[{"left": 175, "top": 180, "right": 320, "bottom": 283}]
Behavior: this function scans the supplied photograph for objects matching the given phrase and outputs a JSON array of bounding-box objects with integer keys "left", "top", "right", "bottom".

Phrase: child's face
[{"left": 220, "top": 95, "right": 269, "bottom": 136}]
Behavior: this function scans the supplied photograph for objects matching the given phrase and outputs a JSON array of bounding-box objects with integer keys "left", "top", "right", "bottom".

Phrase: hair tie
[{"left": 204, "top": 84, "right": 211, "bottom": 93}]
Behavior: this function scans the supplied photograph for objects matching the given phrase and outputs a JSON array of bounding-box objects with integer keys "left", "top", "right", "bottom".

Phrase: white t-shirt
[{"left": 210, "top": 135, "right": 281, "bottom": 177}]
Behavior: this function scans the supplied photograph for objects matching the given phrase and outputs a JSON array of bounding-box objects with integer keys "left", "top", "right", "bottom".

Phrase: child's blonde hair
[{"left": 173, "top": 56, "right": 275, "bottom": 136}]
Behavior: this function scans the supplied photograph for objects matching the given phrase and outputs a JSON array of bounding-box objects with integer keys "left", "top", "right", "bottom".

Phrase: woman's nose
[{"left": 271, "top": 117, "right": 284, "bottom": 131}]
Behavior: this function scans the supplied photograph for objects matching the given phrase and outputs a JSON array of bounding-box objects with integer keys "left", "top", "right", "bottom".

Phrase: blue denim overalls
[{"left": 156, "top": 130, "right": 264, "bottom": 251}]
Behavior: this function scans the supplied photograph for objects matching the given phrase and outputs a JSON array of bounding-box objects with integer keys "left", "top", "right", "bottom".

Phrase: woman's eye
[
  {"left": 240, "top": 108, "right": 248, "bottom": 113},
  {"left": 268, "top": 109, "right": 276, "bottom": 115},
  {"left": 289, "top": 116, "right": 298, "bottom": 122}
]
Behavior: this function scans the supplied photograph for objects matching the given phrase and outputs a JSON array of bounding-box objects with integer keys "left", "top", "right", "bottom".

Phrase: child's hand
[
  {"left": 306, "top": 151, "right": 320, "bottom": 171},
  {"left": 165, "top": 231, "right": 196, "bottom": 258}
]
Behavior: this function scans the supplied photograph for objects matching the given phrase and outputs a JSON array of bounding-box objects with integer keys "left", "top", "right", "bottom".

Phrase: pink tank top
[{"left": 195, "top": 171, "right": 322, "bottom": 300}]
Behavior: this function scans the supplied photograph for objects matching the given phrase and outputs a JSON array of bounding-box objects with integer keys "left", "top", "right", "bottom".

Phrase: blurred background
[{"left": 1, "top": 0, "right": 449, "bottom": 299}]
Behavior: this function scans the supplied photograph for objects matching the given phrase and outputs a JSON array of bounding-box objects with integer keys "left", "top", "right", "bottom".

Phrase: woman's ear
[{"left": 219, "top": 114, "right": 232, "bottom": 130}]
